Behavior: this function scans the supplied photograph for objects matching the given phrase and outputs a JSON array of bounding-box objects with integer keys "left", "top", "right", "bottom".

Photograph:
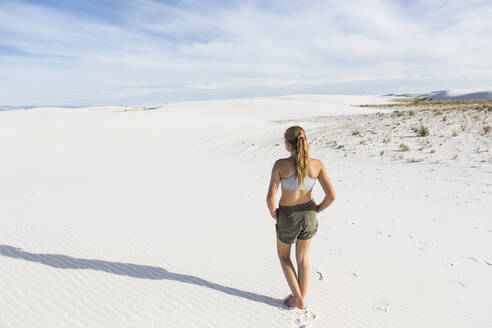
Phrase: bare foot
[
  {"left": 283, "top": 294, "right": 293, "bottom": 306},
  {"left": 285, "top": 295, "right": 306, "bottom": 309}
]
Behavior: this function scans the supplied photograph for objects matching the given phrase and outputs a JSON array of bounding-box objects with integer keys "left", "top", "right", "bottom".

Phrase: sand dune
[{"left": 0, "top": 94, "right": 491, "bottom": 328}]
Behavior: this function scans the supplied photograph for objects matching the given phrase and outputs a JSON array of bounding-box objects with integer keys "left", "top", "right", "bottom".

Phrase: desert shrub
[
  {"left": 380, "top": 150, "right": 384, "bottom": 156},
  {"left": 352, "top": 130, "right": 360, "bottom": 136},
  {"left": 452, "top": 131, "right": 458, "bottom": 137},
  {"left": 484, "top": 125, "right": 491, "bottom": 135},
  {"left": 358, "top": 99, "right": 492, "bottom": 111},
  {"left": 409, "top": 110, "right": 415, "bottom": 116},
  {"left": 400, "top": 143, "right": 410, "bottom": 151},
  {"left": 416, "top": 125, "right": 429, "bottom": 137},
  {"left": 453, "top": 153, "right": 459, "bottom": 160}
]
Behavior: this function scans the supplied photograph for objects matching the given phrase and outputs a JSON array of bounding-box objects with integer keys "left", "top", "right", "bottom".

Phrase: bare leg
[
  {"left": 276, "top": 239, "right": 302, "bottom": 299},
  {"left": 295, "top": 238, "right": 311, "bottom": 299},
  {"left": 277, "top": 239, "right": 306, "bottom": 309}
]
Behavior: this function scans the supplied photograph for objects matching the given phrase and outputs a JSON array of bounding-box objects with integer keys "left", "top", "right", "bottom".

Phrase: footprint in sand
[
  {"left": 289, "top": 310, "right": 317, "bottom": 328},
  {"left": 278, "top": 303, "right": 317, "bottom": 328},
  {"left": 464, "top": 257, "right": 492, "bottom": 268},
  {"left": 372, "top": 298, "right": 390, "bottom": 313},
  {"left": 464, "top": 256, "right": 478, "bottom": 262},
  {"left": 416, "top": 240, "right": 439, "bottom": 251},
  {"left": 331, "top": 248, "right": 343, "bottom": 256},
  {"left": 376, "top": 231, "right": 392, "bottom": 238}
]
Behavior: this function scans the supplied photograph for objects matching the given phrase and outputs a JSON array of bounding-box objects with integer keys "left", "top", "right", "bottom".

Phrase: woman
[{"left": 266, "top": 126, "right": 336, "bottom": 309}]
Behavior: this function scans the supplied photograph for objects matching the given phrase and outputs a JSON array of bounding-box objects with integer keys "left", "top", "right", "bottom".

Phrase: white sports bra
[
  {"left": 280, "top": 155, "right": 317, "bottom": 190},
  {"left": 281, "top": 173, "right": 316, "bottom": 190}
]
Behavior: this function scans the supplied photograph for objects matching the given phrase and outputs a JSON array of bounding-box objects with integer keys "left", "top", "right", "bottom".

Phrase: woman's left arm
[{"left": 266, "top": 160, "right": 281, "bottom": 219}]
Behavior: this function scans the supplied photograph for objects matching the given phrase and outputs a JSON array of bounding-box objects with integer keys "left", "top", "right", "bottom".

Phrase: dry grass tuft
[
  {"left": 484, "top": 125, "right": 491, "bottom": 135},
  {"left": 360, "top": 98, "right": 492, "bottom": 113},
  {"left": 400, "top": 143, "right": 410, "bottom": 151},
  {"left": 393, "top": 110, "right": 404, "bottom": 117},
  {"left": 415, "top": 125, "right": 429, "bottom": 137}
]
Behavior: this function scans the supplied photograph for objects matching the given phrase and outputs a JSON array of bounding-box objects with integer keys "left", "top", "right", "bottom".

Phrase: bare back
[{"left": 278, "top": 156, "right": 321, "bottom": 206}]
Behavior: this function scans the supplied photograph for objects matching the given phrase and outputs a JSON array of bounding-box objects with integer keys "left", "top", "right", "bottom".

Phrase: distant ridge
[
  {"left": 384, "top": 87, "right": 492, "bottom": 100},
  {"left": 0, "top": 105, "right": 88, "bottom": 111},
  {"left": 0, "top": 105, "right": 37, "bottom": 111}
]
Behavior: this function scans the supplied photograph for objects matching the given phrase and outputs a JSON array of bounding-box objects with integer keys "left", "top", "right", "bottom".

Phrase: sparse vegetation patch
[
  {"left": 400, "top": 143, "right": 410, "bottom": 151},
  {"left": 308, "top": 97, "right": 490, "bottom": 169},
  {"left": 416, "top": 125, "right": 429, "bottom": 137}
]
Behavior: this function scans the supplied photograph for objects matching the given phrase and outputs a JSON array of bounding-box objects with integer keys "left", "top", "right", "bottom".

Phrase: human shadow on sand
[{"left": 0, "top": 244, "right": 281, "bottom": 307}]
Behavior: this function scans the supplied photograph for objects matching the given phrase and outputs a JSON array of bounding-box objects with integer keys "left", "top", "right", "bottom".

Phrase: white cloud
[{"left": 0, "top": 0, "right": 491, "bottom": 105}]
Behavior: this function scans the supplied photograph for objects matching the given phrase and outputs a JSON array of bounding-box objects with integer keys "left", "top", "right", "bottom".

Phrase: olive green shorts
[{"left": 275, "top": 199, "right": 318, "bottom": 244}]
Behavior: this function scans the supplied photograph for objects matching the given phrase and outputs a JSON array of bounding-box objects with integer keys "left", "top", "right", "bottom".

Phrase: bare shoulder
[
  {"left": 308, "top": 157, "right": 324, "bottom": 169},
  {"left": 308, "top": 157, "right": 326, "bottom": 178},
  {"left": 276, "top": 156, "right": 293, "bottom": 167},
  {"left": 274, "top": 157, "right": 286, "bottom": 166},
  {"left": 272, "top": 158, "right": 288, "bottom": 172}
]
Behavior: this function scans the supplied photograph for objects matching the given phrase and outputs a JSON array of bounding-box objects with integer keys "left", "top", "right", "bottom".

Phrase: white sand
[{"left": 1, "top": 94, "right": 491, "bottom": 328}]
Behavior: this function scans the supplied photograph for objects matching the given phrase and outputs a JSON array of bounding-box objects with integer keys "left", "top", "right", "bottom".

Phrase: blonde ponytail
[{"left": 284, "top": 126, "right": 310, "bottom": 186}]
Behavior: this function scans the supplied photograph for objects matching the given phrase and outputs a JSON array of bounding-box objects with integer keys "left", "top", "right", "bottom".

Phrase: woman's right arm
[
  {"left": 266, "top": 160, "right": 281, "bottom": 219},
  {"left": 316, "top": 160, "right": 336, "bottom": 213}
]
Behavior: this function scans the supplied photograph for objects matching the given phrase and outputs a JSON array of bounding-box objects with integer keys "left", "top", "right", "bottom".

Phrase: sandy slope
[{"left": 0, "top": 94, "right": 491, "bottom": 328}]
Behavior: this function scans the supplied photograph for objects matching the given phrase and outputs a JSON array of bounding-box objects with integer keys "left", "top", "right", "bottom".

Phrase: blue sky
[{"left": 1, "top": 0, "right": 491, "bottom": 106}]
